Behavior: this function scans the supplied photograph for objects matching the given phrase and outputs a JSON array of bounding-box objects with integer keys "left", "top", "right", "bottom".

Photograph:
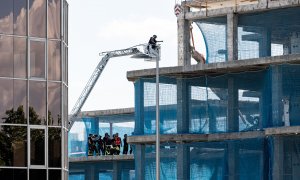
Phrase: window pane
[
  {"left": 30, "top": 169, "right": 46, "bottom": 180},
  {"left": 0, "top": 79, "right": 13, "bottom": 123},
  {"left": 0, "top": 36, "right": 13, "bottom": 77},
  {"left": 49, "top": 128, "right": 61, "bottom": 167},
  {"left": 48, "top": 41, "right": 61, "bottom": 81},
  {"left": 29, "top": 0, "right": 46, "bottom": 38},
  {"left": 0, "top": 168, "right": 27, "bottom": 180},
  {"left": 13, "top": 80, "right": 27, "bottom": 124},
  {"left": 49, "top": 169, "right": 61, "bottom": 180},
  {"left": 63, "top": 45, "right": 68, "bottom": 84},
  {"left": 14, "top": 37, "right": 27, "bottom": 78},
  {"left": 0, "top": 0, "right": 13, "bottom": 34},
  {"left": 30, "top": 129, "right": 45, "bottom": 165},
  {"left": 0, "top": 126, "right": 27, "bottom": 166},
  {"left": 13, "top": 0, "right": 27, "bottom": 35},
  {"left": 48, "top": 82, "right": 61, "bottom": 126},
  {"left": 29, "top": 81, "right": 46, "bottom": 125},
  {"left": 30, "top": 40, "right": 45, "bottom": 78},
  {"left": 48, "top": 0, "right": 61, "bottom": 39},
  {"left": 63, "top": 85, "right": 68, "bottom": 128}
]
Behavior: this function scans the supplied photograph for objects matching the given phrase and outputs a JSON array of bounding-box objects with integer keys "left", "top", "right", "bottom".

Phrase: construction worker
[
  {"left": 114, "top": 133, "right": 122, "bottom": 155},
  {"left": 123, "top": 134, "right": 128, "bottom": 155},
  {"left": 148, "top": 35, "right": 163, "bottom": 51},
  {"left": 147, "top": 35, "right": 163, "bottom": 56}
]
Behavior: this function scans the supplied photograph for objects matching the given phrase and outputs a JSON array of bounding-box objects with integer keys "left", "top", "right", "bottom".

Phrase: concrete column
[
  {"left": 135, "top": 144, "right": 145, "bottom": 180},
  {"left": 272, "top": 136, "right": 283, "bottom": 180},
  {"left": 178, "top": 3, "right": 191, "bottom": 66},
  {"left": 113, "top": 162, "right": 121, "bottom": 180},
  {"left": 109, "top": 123, "right": 113, "bottom": 137},
  {"left": 226, "top": 77, "right": 240, "bottom": 179},
  {"left": 177, "top": 78, "right": 189, "bottom": 134},
  {"left": 134, "top": 79, "right": 144, "bottom": 135},
  {"left": 227, "top": 142, "right": 239, "bottom": 180},
  {"left": 85, "top": 166, "right": 98, "bottom": 180},
  {"left": 227, "top": 77, "right": 239, "bottom": 132},
  {"left": 177, "top": 143, "right": 190, "bottom": 180},
  {"left": 271, "top": 66, "right": 283, "bottom": 126},
  {"left": 260, "top": 28, "right": 271, "bottom": 57},
  {"left": 227, "top": 13, "right": 238, "bottom": 61}
]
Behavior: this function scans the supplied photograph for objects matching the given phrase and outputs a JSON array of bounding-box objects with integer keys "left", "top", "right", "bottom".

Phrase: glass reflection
[
  {"left": 30, "top": 40, "right": 45, "bottom": 78},
  {"left": 0, "top": 36, "right": 13, "bottom": 77},
  {"left": 29, "top": 169, "right": 46, "bottom": 180},
  {"left": 49, "top": 128, "right": 61, "bottom": 167},
  {"left": 29, "top": 81, "right": 46, "bottom": 125},
  {"left": 0, "top": 79, "right": 13, "bottom": 123},
  {"left": 48, "top": 0, "right": 61, "bottom": 39},
  {"left": 13, "top": 0, "right": 27, "bottom": 35},
  {"left": 29, "top": 0, "right": 46, "bottom": 38},
  {"left": 0, "top": 126, "right": 27, "bottom": 167},
  {"left": 48, "top": 41, "right": 61, "bottom": 81},
  {"left": 0, "top": 1, "right": 13, "bottom": 34},
  {"left": 48, "top": 82, "right": 61, "bottom": 126},
  {"left": 14, "top": 37, "right": 27, "bottom": 78},
  {"left": 14, "top": 80, "right": 27, "bottom": 123},
  {"left": 30, "top": 129, "right": 45, "bottom": 165},
  {"left": 0, "top": 168, "right": 27, "bottom": 180},
  {"left": 49, "top": 169, "right": 61, "bottom": 180}
]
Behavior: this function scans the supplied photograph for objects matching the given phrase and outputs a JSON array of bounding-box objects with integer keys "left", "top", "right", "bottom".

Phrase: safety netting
[
  {"left": 134, "top": 64, "right": 300, "bottom": 135},
  {"left": 196, "top": 7, "right": 300, "bottom": 63},
  {"left": 137, "top": 136, "right": 300, "bottom": 180},
  {"left": 68, "top": 117, "right": 134, "bottom": 157},
  {"left": 69, "top": 161, "right": 135, "bottom": 180}
]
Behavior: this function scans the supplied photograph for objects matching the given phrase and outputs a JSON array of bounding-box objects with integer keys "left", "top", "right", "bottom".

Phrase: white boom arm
[{"left": 68, "top": 46, "right": 141, "bottom": 130}]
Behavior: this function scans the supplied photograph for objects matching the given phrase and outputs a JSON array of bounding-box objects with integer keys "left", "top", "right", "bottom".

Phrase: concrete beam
[
  {"left": 127, "top": 54, "right": 300, "bottom": 81},
  {"left": 184, "top": 0, "right": 299, "bottom": 20},
  {"left": 128, "top": 126, "right": 300, "bottom": 144},
  {"left": 128, "top": 131, "right": 264, "bottom": 144},
  {"left": 69, "top": 154, "right": 134, "bottom": 163},
  {"left": 79, "top": 107, "right": 134, "bottom": 117}
]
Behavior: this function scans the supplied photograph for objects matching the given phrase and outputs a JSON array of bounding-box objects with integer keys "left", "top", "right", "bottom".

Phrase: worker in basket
[{"left": 147, "top": 35, "right": 163, "bottom": 56}]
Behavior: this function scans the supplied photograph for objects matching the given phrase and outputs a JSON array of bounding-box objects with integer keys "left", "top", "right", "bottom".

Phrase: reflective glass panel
[
  {"left": 13, "top": 80, "right": 27, "bottom": 124},
  {"left": 0, "top": 79, "right": 13, "bottom": 123},
  {"left": 49, "top": 169, "right": 61, "bottom": 180},
  {"left": 49, "top": 128, "right": 61, "bottom": 167},
  {"left": 48, "top": 0, "right": 61, "bottom": 39},
  {"left": 29, "top": 0, "right": 46, "bottom": 38},
  {"left": 0, "top": 36, "right": 13, "bottom": 77},
  {"left": 48, "top": 82, "right": 61, "bottom": 126},
  {"left": 30, "top": 128, "right": 45, "bottom": 165},
  {"left": 0, "top": 0, "right": 13, "bottom": 34},
  {"left": 48, "top": 41, "right": 61, "bottom": 81},
  {"left": 0, "top": 168, "right": 27, "bottom": 180},
  {"left": 14, "top": 37, "right": 27, "bottom": 78},
  {"left": 63, "top": 45, "right": 68, "bottom": 84},
  {"left": 63, "top": 85, "right": 67, "bottom": 127},
  {"left": 30, "top": 169, "right": 46, "bottom": 180},
  {"left": 13, "top": 0, "right": 27, "bottom": 35},
  {"left": 0, "top": 126, "right": 27, "bottom": 166},
  {"left": 29, "top": 81, "right": 46, "bottom": 125},
  {"left": 30, "top": 40, "right": 45, "bottom": 78}
]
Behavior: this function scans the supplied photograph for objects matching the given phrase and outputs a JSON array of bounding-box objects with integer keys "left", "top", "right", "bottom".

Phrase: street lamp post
[{"left": 155, "top": 49, "right": 160, "bottom": 180}]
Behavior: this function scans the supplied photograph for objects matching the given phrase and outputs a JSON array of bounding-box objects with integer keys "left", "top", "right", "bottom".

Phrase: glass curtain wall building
[{"left": 0, "top": 0, "right": 68, "bottom": 179}]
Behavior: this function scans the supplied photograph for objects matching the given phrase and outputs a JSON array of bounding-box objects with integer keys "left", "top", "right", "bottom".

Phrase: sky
[{"left": 68, "top": 0, "right": 204, "bottom": 113}]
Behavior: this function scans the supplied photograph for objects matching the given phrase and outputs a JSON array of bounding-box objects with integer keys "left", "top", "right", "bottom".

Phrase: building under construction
[
  {"left": 69, "top": 0, "right": 300, "bottom": 179},
  {"left": 127, "top": 0, "right": 300, "bottom": 179}
]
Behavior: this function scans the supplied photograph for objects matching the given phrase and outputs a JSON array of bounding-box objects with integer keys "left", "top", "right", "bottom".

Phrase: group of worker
[{"left": 88, "top": 133, "right": 133, "bottom": 156}]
